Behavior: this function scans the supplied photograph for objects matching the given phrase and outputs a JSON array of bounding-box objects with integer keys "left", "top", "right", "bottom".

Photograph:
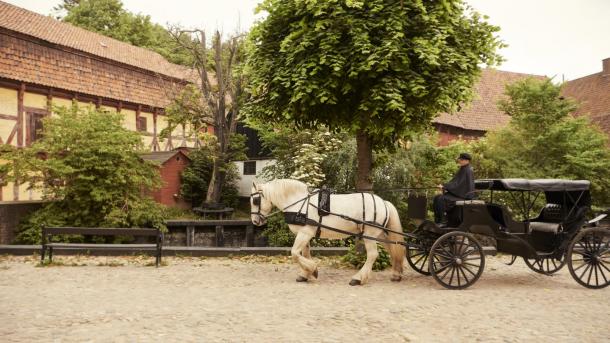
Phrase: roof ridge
[
  {"left": 483, "top": 67, "right": 546, "bottom": 79},
  {"left": 0, "top": 1, "right": 191, "bottom": 80},
  {"left": 565, "top": 71, "right": 603, "bottom": 83}
]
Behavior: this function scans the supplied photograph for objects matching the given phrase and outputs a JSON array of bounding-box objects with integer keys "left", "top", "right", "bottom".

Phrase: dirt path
[{"left": 0, "top": 255, "right": 608, "bottom": 342}]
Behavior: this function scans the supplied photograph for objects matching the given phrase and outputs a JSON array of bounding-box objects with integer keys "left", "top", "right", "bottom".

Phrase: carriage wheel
[
  {"left": 406, "top": 223, "right": 436, "bottom": 276},
  {"left": 428, "top": 231, "right": 485, "bottom": 290},
  {"left": 567, "top": 227, "right": 610, "bottom": 289},
  {"left": 523, "top": 254, "right": 566, "bottom": 275}
]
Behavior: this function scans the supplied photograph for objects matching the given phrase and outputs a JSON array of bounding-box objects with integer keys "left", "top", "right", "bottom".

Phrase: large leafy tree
[
  {"left": 479, "top": 78, "right": 610, "bottom": 206},
  {"left": 56, "top": 0, "right": 193, "bottom": 65},
  {"left": 246, "top": 0, "right": 504, "bottom": 190}
]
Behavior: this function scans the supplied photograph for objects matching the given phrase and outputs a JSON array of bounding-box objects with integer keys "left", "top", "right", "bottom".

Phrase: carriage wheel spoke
[
  {"left": 433, "top": 260, "right": 452, "bottom": 269},
  {"left": 439, "top": 263, "right": 453, "bottom": 280},
  {"left": 462, "top": 261, "right": 481, "bottom": 268},
  {"left": 448, "top": 265, "right": 456, "bottom": 285},
  {"left": 551, "top": 258, "right": 558, "bottom": 270},
  {"left": 413, "top": 253, "right": 427, "bottom": 267},
  {"left": 456, "top": 265, "right": 461, "bottom": 286},
  {"left": 408, "top": 251, "right": 424, "bottom": 258},
  {"left": 586, "top": 262, "right": 594, "bottom": 285},
  {"left": 598, "top": 248, "right": 610, "bottom": 256},
  {"left": 458, "top": 266, "right": 470, "bottom": 284},
  {"left": 572, "top": 261, "right": 588, "bottom": 272},
  {"left": 461, "top": 264, "right": 477, "bottom": 277},
  {"left": 594, "top": 264, "right": 600, "bottom": 286},
  {"left": 460, "top": 248, "right": 478, "bottom": 258},
  {"left": 599, "top": 261, "right": 610, "bottom": 274},
  {"left": 578, "top": 263, "right": 592, "bottom": 280},
  {"left": 433, "top": 250, "right": 453, "bottom": 260},
  {"left": 598, "top": 264, "right": 608, "bottom": 283},
  {"left": 457, "top": 239, "right": 467, "bottom": 255},
  {"left": 463, "top": 256, "right": 482, "bottom": 261}
]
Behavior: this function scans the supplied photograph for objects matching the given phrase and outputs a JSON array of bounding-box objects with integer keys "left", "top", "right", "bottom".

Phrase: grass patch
[{"left": 144, "top": 260, "right": 168, "bottom": 267}]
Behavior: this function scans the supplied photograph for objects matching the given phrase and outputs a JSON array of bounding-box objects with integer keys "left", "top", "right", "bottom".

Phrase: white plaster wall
[{"left": 234, "top": 159, "right": 276, "bottom": 196}]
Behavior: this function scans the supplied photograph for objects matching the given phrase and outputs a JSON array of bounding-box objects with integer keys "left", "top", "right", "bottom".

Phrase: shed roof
[{"left": 140, "top": 150, "right": 190, "bottom": 165}]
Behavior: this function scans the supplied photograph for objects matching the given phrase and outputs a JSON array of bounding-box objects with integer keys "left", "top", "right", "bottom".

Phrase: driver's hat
[{"left": 457, "top": 153, "right": 472, "bottom": 161}]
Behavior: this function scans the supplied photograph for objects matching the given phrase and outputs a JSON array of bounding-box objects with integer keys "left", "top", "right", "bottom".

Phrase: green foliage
[
  {"left": 246, "top": 0, "right": 504, "bottom": 149},
  {"left": 1, "top": 104, "right": 167, "bottom": 244},
  {"left": 478, "top": 78, "right": 610, "bottom": 207},
  {"left": 289, "top": 131, "right": 342, "bottom": 187},
  {"left": 261, "top": 215, "right": 295, "bottom": 247},
  {"left": 58, "top": 0, "right": 193, "bottom": 65},
  {"left": 179, "top": 134, "right": 246, "bottom": 208},
  {"left": 342, "top": 243, "right": 391, "bottom": 271}
]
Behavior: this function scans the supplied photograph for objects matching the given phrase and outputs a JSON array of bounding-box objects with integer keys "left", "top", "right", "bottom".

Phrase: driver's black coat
[{"left": 444, "top": 164, "right": 475, "bottom": 199}]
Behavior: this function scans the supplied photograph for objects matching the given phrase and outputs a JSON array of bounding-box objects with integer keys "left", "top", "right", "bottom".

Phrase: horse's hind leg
[
  {"left": 291, "top": 231, "right": 317, "bottom": 282},
  {"left": 350, "top": 239, "right": 379, "bottom": 286}
]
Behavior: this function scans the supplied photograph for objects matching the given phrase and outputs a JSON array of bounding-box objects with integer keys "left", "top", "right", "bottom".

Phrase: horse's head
[{"left": 250, "top": 182, "right": 272, "bottom": 226}]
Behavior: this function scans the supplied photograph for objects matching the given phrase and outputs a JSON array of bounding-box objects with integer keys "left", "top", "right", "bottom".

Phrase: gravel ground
[{"left": 0, "top": 254, "right": 608, "bottom": 342}]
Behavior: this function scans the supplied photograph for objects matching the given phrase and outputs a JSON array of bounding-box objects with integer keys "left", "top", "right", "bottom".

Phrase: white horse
[{"left": 250, "top": 179, "right": 405, "bottom": 285}]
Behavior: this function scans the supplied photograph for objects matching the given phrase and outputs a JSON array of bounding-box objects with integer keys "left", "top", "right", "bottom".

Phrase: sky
[{"left": 4, "top": 0, "right": 610, "bottom": 81}]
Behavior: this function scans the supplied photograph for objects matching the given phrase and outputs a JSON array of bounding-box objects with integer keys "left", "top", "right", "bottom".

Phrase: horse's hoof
[
  {"left": 391, "top": 275, "right": 402, "bottom": 282},
  {"left": 349, "top": 279, "right": 362, "bottom": 286},
  {"left": 312, "top": 269, "right": 319, "bottom": 279},
  {"left": 296, "top": 276, "right": 308, "bottom": 282}
]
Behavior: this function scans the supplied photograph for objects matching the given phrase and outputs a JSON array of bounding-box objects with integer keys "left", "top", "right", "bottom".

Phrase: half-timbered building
[{"left": 0, "top": 1, "right": 197, "bottom": 201}]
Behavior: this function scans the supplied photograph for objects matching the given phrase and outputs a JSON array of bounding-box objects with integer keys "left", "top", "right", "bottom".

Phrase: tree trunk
[{"left": 356, "top": 130, "right": 373, "bottom": 191}]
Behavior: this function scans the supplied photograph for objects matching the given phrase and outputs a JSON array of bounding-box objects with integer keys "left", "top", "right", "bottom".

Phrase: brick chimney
[{"left": 603, "top": 57, "right": 610, "bottom": 76}]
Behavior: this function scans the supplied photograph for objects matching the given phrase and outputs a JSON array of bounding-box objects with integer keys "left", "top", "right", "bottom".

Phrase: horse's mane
[{"left": 262, "top": 179, "right": 309, "bottom": 205}]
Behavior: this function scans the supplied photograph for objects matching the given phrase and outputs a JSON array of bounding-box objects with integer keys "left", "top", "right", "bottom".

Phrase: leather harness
[{"left": 251, "top": 188, "right": 401, "bottom": 245}]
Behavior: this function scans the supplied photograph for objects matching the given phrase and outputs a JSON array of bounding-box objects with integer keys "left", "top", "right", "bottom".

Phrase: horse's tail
[{"left": 384, "top": 201, "right": 405, "bottom": 280}]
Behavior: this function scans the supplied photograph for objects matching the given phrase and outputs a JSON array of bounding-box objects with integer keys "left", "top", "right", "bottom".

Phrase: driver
[{"left": 433, "top": 153, "right": 475, "bottom": 225}]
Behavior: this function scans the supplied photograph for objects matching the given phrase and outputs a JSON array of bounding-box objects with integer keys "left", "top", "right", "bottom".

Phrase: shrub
[
  {"left": 341, "top": 243, "right": 391, "bottom": 271},
  {"left": 2, "top": 103, "right": 167, "bottom": 244}
]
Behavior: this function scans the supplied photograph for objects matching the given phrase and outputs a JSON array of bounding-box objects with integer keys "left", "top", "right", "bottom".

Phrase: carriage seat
[
  {"left": 528, "top": 221, "right": 561, "bottom": 234},
  {"left": 455, "top": 200, "right": 485, "bottom": 205},
  {"left": 528, "top": 204, "right": 563, "bottom": 234}
]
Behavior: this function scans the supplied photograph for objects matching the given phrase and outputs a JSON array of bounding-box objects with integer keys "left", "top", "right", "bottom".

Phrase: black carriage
[{"left": 406, "top": 178, "right": 610, "bottom": 289}]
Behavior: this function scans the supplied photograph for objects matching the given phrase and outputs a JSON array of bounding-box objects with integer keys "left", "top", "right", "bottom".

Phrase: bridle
[
  {"left": 250, "top": 190, "right": 266, "bottom": 221},
  {"left": 250, "top": 187, "right": 319, "bottom": 223}
]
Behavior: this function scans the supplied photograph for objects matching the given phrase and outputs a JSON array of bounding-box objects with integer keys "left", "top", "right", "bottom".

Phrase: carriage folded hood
[{"left": 475, "top": 179, "right": 590, "bottom": 191}]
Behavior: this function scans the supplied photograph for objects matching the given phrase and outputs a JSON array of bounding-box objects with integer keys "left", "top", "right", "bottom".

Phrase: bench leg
[
  {"left": 40, "top": 246, "right": 46, "bottom": 263},
  {"left": 49, "top": 247, "right": 53, "bottom": 263},
  {"left": 215, "top": 225, "right": 224, "bottom": 247}
]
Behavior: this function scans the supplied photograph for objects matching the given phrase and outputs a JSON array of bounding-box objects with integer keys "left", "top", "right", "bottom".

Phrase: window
[
  {"left": 27, "top": 111, "right": 45, "bottom": 145},
  {"left": 136, "top": 116, "right": 147, "bottom": 132},
  {"left": 243, "top": 161, "right": 256, "bottom": 175}
]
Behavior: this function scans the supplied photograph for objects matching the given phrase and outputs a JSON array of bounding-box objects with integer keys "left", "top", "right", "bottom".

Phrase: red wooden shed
[{"left": 141, "top": 149, "right": 191, "bottom": 208}]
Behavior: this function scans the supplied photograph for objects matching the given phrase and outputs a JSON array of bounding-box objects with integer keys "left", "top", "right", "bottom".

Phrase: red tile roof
[
  {"left": 0, "top": 1, "right": 191, "bottom": 80},
  {"left": 562, "top": 61, "right": 610, "bottom": 136},
  {"left": 434, "top": 69, "right": 545, "bottom": 131}
]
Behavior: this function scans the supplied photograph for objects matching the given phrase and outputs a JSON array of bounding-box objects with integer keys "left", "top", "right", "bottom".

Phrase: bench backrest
[{"left": 43, "top": 227, "right": 160, "bottom": 237}]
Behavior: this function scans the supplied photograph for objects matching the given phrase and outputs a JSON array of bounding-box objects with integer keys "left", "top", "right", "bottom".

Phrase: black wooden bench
[{"left": 41, "top": 227, "right": 164, "bottom": 267}]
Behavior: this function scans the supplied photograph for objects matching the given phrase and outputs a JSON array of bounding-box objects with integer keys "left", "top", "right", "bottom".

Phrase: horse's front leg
[
  {"left": 291, "top": 230, "right": 317, "bottom": 282},
  {"left": 302, "top": 242, "right": 318, "bottom": 279},
  {"left": 349, "top": 238, "right": 379, "bottom": 286}
]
